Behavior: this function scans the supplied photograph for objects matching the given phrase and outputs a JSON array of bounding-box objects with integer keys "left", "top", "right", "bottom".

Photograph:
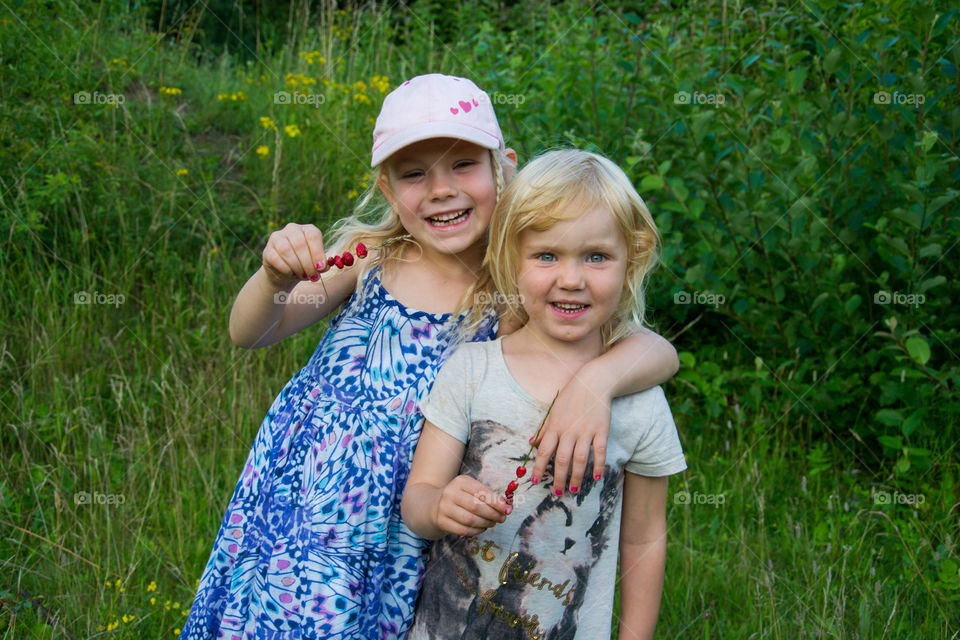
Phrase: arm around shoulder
[{"left": 587, "top": 328, "right": 679, "bottom": 398}]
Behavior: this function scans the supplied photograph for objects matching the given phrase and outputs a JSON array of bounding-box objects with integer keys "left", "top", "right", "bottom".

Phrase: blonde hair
[
  {"left": 326, "top": 148, "right": 509, "bottom": 332},
  {"left": 482, "top": 149, "right": 661, "bottom": 350}
]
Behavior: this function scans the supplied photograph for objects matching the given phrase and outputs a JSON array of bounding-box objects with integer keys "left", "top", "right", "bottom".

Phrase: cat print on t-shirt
[{"left": 413, "top": 419, "right": 623, "bottom": 640}]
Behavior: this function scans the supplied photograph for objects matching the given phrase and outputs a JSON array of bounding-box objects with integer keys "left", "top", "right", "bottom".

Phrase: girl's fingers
[
  {"left": 530, "top": 431, "right": 559, "bottom": 486},
  {"left": 591, "top": 434, "right": 608, "bottom": 483},
  {"left": 548, "top": 437, "right": 574, "bottom": 496},
  {"left": 279, "top": 234, "right": 308, "bottom": 279},
  {"left": 300, "top": 224, "right": 327, "bottom": 276},
  {"left": 461, "top": 491, "right": 510, "bottom": 520},
  {"left": 566, "top": 437, "right": 593, "bottom": 495}
]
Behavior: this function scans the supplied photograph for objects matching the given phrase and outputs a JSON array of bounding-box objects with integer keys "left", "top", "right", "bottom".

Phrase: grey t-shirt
[{"left": 407, "top": 337, "right": 686, "bottom": 640}]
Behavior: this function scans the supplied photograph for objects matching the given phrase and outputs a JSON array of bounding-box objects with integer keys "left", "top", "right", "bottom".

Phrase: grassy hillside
[{"left": 1, "top": 1, "right": 957, "bottom": 637}]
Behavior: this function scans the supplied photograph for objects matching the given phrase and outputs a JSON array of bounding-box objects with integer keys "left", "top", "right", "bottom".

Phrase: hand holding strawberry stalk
[{"left": 505, "top": 391, "right": 559, "bottom": 505}]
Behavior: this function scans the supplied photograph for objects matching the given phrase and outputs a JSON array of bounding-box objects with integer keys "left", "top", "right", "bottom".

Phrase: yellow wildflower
[
  {"left": 235, "top": 90, "right": 247, "bottom": 101},
  {"left": 150, "top": 597, "right": 156, "bottom": 605},
  {"left": 370, "top": 75, "right": 390, "bottom": 93},
  {"left": 165, "top": 600, "right": 172, "bottom": 610},
  {"left": 260, "top": 116, "right": 277, "bottom": 130},
  {"left": 256, "top": 145, "right": 270, "bottom": 158},
  {"left": 353, "top": 93, "right": 370, "bottom": 105},
  {"left": 173, "top": 601, "right": 181, "bottom": 609},
  {"left": 147, "top": 580, "right": 157, "bottom": 592},
  {"left": 159, "top": 86, "right": 182, "bottom": 96},
  {"left": 284, "top": 124, "right": 302, "bottom": 138},
  {"left": 174, "top": 629, "right": 181, "bottom": 636},
  {"left": 182, "top": 609, "right": 189, "bottom": 616},
  {"left": 285, "top": 73, "right": 317, "bottom": 89},
  {"left": 298, "top": 50, "right": 326, "bottom": 65},
  {"left": 217, "top": 92, "right": 229, "bottom": 101},
  {"left": 352, "top": 80, "right": 367, "bottom": 93},
  {"left": 114, "top": 579, "right": 121, "bottom": 588},
  {"left": 210, "top": 247, "right": 218, "bottom": 255},
  {"left": 348, "top": 189, "right": 359, "bottom": 199},
  {"left": 175, "top": 168, "right": 189, "bottom": 177}
]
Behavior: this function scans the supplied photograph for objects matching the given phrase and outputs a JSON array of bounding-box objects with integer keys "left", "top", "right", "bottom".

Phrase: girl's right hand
[
  {"left": 262, "top": 222, "right": 330, "bottom": 288},
  {"left": 435, "top": 475, "right": 512, "bottom": 537}
]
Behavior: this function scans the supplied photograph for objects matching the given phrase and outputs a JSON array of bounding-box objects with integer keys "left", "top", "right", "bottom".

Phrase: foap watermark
[
  {"left": 490, "top": 92, "right": 526, "bottom": 107},
  {"left": 674, "top": 290, "right": 725, "bottom": 307},
  {"left": 674, "top": 90, "right": 725, "bottom": 107},
  {"left": 873, "top": 90, "right": 925, "bottom": 108},
  {"left": 474, "top": 291, "right": 525, "bottom": 306},
  {"left": 274, "top": 90, "right": 326, "bottom": 107},
  {"left": 75, "top": 291, "right": 126, "bottom": 307},
  {"left": 274, "top": 290, "right": 327, "bottom": 307},
  {"left": 873, "top": 489, "right": 924, "bottom": 506},
  {"left": 73, "top": 90, "right": 125, "bottom": 106},
  {"left": 874, "top": 290, "right": 925, "bottom": 308},
  {"left": 75, "top": 491, "right": 125, "bottom": 506},
  {"left": 674, "top": 491, "right": 725, "bottom": 507}
]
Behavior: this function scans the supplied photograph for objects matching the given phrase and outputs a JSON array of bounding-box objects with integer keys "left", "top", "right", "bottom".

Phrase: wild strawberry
[
  {"left": 506, "top": 480, "right": 519, "bottom": 493},
  {"left": 326, "top": 256, "right": 336, "bottom": 268},
  {"left": 516, "top": 466, "right": 527, "bottom": 478},
  {"left": 342, "top": 251, "right": 354, "bottom": 267},
  {"left": 356, "top": 243, "right": 367, "bottom": 258},
  {"left": 333, "top": 255, "right": 344, "bottom": 269}
]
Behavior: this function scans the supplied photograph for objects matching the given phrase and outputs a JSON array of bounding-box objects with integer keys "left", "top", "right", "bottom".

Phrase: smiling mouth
[
  {"left": 427, "top": 208, "right": 471, "bottom": 227},
  {"left": 551, "top": 302, "right": 589, "bottom": 314}
]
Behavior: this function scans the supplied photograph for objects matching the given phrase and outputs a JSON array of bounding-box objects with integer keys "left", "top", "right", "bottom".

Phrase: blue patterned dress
[{"left": 182, "top": 267, "right": 496, "bottom": 639}]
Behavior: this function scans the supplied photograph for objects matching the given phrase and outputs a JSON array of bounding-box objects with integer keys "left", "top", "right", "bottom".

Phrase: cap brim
[{"left": 371, "top": 123, "right": 503, "bottom": 167}]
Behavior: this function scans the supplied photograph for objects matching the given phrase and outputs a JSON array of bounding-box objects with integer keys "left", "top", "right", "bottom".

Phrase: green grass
[{"left": 1, "top": 1, "right": 957, "bottom": 638}]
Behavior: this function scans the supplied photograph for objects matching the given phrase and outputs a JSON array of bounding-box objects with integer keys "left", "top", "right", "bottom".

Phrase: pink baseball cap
[{"left": 371, "top": 73, "right": 505, "bottom": 167}]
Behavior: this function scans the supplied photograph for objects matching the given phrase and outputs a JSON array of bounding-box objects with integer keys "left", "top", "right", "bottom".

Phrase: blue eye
[
  {"left": 537, "top": 253, "right": 556, "bottom": 262},
  {"left": 588, "top": 253, "right": 606, "bottom": 263}
]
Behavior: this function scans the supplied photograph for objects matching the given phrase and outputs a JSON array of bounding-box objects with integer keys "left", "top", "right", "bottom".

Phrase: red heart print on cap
[
  {"left": 458, "top": 100, "right": 472, "bottom": 113},
  {"left": 450, "top": 107, "right": 459, "bottom": 114}
]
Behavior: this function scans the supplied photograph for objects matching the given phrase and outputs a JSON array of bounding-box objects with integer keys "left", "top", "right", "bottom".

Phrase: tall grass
[{"left": 1, "top": 1, "right": 956, "bottom": 638}]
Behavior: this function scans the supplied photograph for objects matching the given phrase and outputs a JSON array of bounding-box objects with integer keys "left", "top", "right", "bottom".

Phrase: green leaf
[
  {"left": 920, "top": 275, "right": 946, "bottom": 292},
  {"left": 844, "top": 294, "right": 861, "bottom": 315},
  {"left": 918, "top": 243, "right": 942, "bottom": 259},
  {"left": 927, "top": 193, "right": 957, "bottom": 215},
  {"left": 788, "top": 67, "right": 808, "bottom": 92},
  {"left": 920, "top": 130, "right": 938, "bottom": 152},
  {"left": 744, "top": 87, "right": 766, "bottom": 110},
  {"left": 640, "top": 174, "right": 665, "bottom": 192},
  {"left": 877, "top": 434, "right": 902, "bottom": 449},
  {"left": 679, "top": 351, "right": 696, "bottom": 368},
  {"left": 905, "top": 336, "right": 931, "bottom": 365},
  {"left": 875, "top": 409, "right": 903, "bottom": 427},
  {"left": 823, "top": 48, "right": 843, "bottom": 74},
  {"left": 901, "top": 410, "right": 923, "bottom": 437}
]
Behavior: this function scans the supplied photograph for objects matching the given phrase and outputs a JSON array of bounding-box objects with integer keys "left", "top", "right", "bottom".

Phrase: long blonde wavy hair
[{"left": 481, "top": 149, "right": 661, "bottom": 351}]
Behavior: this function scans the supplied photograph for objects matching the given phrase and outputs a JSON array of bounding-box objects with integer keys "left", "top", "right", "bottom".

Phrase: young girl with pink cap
[{"left": 182, "top": 74, "right": 679, "bottom": 639}]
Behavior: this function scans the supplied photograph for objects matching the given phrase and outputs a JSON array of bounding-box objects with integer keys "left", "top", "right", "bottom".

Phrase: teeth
[
  {"left": 553, "top": 302, "right": 586, "bottom": 311},
  {"left": 429, "top": 209, "right": 469, "bottom": 225}
]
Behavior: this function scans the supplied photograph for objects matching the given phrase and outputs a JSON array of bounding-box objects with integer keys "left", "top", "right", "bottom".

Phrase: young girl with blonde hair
[{"left": 404, "top": 149, "right": 685, "bottom": 640}]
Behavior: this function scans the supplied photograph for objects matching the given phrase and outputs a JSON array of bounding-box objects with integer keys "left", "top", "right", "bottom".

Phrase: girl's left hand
[{"left": 529, "top": 370, "right": 611, "bottom": 495}]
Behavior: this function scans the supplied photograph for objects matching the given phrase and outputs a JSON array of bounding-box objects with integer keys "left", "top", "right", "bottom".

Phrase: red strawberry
[
  {"left": 333, "top": 255, "right": 344, "bottom": 269},
  {"left": 506, "top": 480, "right": 519, "bottom": 493},
  {"left": 516, "top": 466, "right": 527, "bottom": 478},
  {"left": 342, "top": 251, "right": 354, "bottom": 267},
  {"left": 356, "top": 243, "right": 367, "bottom": 258},
  {"left": 326, "top": 256, "right": 335, "bottom": 267}
]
